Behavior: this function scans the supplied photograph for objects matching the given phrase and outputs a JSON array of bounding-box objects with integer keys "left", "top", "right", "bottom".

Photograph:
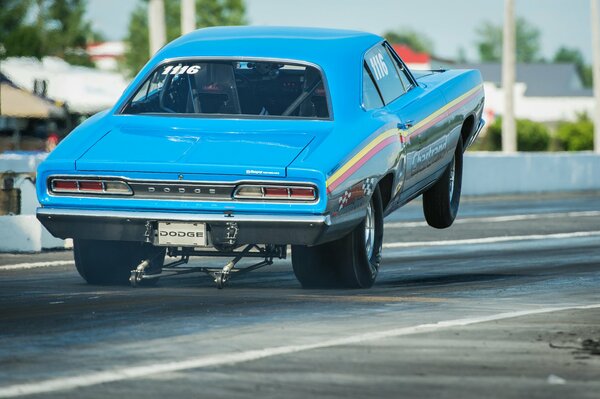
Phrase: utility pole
[
  {"left": 148, "top": 0, "right": 166, "bottom": 56},
  {"left": 591, "top": 0, "right": 600, "bottom": 153},
  {"left": 181, "top": 0, "right": 196, "bottom": 35},
  {"left": 0, "top": 45, "right": 4, "bottom": 116},
  {"left": 502, "top": 0, "right": 517, "bottom": 153}
]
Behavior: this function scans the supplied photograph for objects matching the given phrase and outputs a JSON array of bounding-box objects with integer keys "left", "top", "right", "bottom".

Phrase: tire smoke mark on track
[{"left": 0, "top": 261, "right": 74, "bottom": 271}]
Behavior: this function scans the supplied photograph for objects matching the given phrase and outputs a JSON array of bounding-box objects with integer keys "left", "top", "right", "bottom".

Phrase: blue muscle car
[{"left": 36, "top": 26, "right": 484, "bottom": 289}]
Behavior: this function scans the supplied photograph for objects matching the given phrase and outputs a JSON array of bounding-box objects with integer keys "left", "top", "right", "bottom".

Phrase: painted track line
[
  {"left": 385, "top": 210, "right": 600, "bottom": 228},
  {"left": 0, "top": 260, "right": 74, "bottom": 271},
  {"left": 382, "top": 230, "right": 600, "bottom": 249},
  {"left": 3, "top": 230, "right": 600, "bottom": 270},
  {"left": 1, "top": 303, "right": 599, "bottom": 398}
]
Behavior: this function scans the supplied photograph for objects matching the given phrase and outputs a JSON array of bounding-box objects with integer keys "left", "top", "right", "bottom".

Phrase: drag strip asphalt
[{"left": 0, "top": 192, "right": 599, "bottom": 398}]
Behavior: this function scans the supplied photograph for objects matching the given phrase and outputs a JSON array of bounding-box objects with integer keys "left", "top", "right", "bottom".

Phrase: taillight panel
[
  {"left": 48, "top": 177, "right": 317, "bottom": 203},
  {"left": 49, "top": 178, "right": 133, "bottom": 196}
]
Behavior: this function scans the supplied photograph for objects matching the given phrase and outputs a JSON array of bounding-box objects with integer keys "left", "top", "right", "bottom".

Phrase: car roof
[
  {"left": 157, "top": 26, "right": 382, "bottom": 67},
  {"left": 183, "top": 26, "right": 379, "bottom": 42}
]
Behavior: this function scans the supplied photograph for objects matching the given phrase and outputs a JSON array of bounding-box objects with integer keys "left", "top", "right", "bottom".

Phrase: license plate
[{"left": 157, "top": 222, "right": 207, "bottom": 247}]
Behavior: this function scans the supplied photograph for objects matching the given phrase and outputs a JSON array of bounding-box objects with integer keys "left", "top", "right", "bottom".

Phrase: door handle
[{"left": 397, "top": 120, "right": 414, "bottom": 130}]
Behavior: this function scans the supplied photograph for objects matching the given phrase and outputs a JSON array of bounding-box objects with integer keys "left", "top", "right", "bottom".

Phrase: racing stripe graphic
[
  {"left": 326, "top": 129, "right": 397, "bottom": 193},
  {"left": 326, "top": 85, "right": 483, "bottom": 194},
  {"left": 403, "top": 85, "right": 483, "bottom": 140}
]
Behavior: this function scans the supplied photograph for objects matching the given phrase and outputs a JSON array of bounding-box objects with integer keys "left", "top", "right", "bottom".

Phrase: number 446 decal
[
  {"left": 162, "top": 64, "right": 201, "bottom": 75},
  {"left": 369, "top": 52, "right": 388, "bottom": 81}
]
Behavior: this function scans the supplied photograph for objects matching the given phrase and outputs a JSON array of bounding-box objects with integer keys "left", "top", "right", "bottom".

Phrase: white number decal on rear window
[
  {"left": 369, "top": 52, "right": 389, "bottom": 81},
  {"left": 162, "top": 64, "right": 201, "bottom": 75}
]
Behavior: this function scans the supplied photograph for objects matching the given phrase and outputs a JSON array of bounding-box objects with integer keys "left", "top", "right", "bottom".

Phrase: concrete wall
[
  {"left": 0, "top": 176, "right": 71, "bottom": 252},
  {"left": 0, "top": 151, "right": 47, "bottom": 173},
  {"left": 463, "top": 152, "right": 600, "bottom": 196},
  {"left": 0, "top": 152, "right": 70, "bottom": 252}
]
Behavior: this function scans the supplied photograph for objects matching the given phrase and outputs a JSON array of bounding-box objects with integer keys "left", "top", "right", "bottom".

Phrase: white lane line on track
[
  {"left": 382, "top": 230, "right": 600, "bottom": 249},
  {"left": 385, "top": 210, "right": 600, "bottom": 228},
  {"left": 1, "top": 303, "right": 599, "bottom": 398},
  {"left": 4, "top": 230, "right": 600, "bottom": 270},
  {"left": 0, "top": 260, "right": 74, "bottom": 271}
]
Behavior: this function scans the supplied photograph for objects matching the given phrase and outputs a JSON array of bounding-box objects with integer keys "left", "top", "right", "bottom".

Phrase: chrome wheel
[
  {"left": 364, "top": 201, "right": 375, "bottom": 259},
  {"left": 448, "top": 156, "right": 456, "bottom": 199}
]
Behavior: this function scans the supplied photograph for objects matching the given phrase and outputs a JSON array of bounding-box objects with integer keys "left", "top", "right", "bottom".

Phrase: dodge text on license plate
[{"left": 157, "top": 222, "right": 207, "bottom": 247}]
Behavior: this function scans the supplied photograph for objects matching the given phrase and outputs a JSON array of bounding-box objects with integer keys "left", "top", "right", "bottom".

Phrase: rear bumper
[{"left": 37, "top": 207, "right": 332, "bottom": 246}]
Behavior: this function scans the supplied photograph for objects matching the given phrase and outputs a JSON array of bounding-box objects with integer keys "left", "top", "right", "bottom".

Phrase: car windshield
[{"left": 121, "top": 60, "right": 330, "bottom": 119}]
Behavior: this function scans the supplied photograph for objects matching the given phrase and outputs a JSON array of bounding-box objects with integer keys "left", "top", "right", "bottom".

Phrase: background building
[{"left": 446, "top": 62, "right": 594, "bottom": 124}]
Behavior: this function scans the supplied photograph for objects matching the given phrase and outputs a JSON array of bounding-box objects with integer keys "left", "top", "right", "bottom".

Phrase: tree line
[
  {"left": 0, "top": 0, "right": 246, "bottom": 73},
  {"left": 0, "top": 1, "right": 592, "bottom": 88},
  {"left": 124, "top": 0, "right": 245, "bottom": 75},
  {"left": 0, "top": 0, "right": 98, "bottom": 66},
  {"left": 384, "top": 18, "right": 593, "bottom": 88}
]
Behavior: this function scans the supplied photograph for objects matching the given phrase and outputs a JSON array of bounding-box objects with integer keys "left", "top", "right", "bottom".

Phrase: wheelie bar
[{"left": 129, "top": 244, "right": 286, "bottom": 289}]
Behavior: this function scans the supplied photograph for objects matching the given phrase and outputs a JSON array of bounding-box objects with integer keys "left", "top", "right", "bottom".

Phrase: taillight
[
  {"left": 52, "top": 180, "right": 78, "bottom": 192},
  {"left": 49, "top": 178, "right": 132, "bottom": 196},
  {"left": 78, "top": 181, "right": 103, "bottom": 192},
  {"left": 233, "top": 185, "right": 317, "bottom": 201},
  {"left": 263, "top": 187, "right": 288, "bottom": 198},
  {"left": 103, "top": 181, "right": 133, "bottom": 194},
  {"left": 290, "top": 187, "right": 316, "bottom": 200}
]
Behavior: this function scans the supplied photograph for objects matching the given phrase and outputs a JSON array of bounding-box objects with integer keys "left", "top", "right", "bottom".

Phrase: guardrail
[{"left": 0, "top": 151, "right": 599, "bottom": 252}]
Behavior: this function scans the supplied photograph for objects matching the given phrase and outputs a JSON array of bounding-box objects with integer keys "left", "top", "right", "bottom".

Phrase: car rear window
[{"left": 121, "top": 60, "right": 330, "bottom": 119}]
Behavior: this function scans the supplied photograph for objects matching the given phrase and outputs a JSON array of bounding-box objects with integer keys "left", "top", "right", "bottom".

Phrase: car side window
[
  {"left": 362, "top": 63, "right": 384, "bottom": 110},
  {"left": 364, "top": 45, "right": 406, "bottom": 105},
  {"left": 384, "top": 44, "right": 414, "bottom": 92},
  {"left": 397, "top": 68, "right": 412, "bottom": 91},
  {"left": 130, "top": 79, "right": 150, "bottom": 103}
]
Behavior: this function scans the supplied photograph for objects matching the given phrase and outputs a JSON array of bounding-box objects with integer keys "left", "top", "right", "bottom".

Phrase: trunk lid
[{"left": 76, "top": 118, "right": 322, "bottom": 177}]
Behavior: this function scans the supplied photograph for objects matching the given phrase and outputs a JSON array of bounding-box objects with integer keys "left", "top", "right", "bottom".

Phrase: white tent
[{"left": 0, "top": 57, "right": 130, "bottom": 115}]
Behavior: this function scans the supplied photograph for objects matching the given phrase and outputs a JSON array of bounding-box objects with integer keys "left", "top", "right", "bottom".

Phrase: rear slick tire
[
  {"left": 423, "top": 137, "right": 463, "bottom": 229},
  {"left": 292, "top": 186, "right": 384, "bottom": 289},
  {"left": 73, "top": 239, "right": 165, "bottom": 285}
]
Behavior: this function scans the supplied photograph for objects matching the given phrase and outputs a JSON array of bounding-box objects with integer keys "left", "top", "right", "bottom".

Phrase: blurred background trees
[
  {"left": 476, "top": 17, "right": 542, "bottom": 63},
  {"left": 478, "top": 117, "right": 550, "bottom": 151},
  {"left": 0, "top": 0, "right": 99, "bottom": 66},
  {"left": 474, "top": 17, "right": 592, "bottom": 88},
  {"left": 124, "top": 0, "right": 246, "bottom": 75},
  {"left": 474, "top": 115, "right": 594, "bottom": 152},
  {"left": 0, "top": 0, "right": 248, "bottom": 73},
  {"left": 553, "top": 46, "right": 593, "bottom": 88},
  {"left": 555, "top": 113, "right": 595, "bottom": 151},
  {"left": 383, "top": 29, "right": 434, "bottom": 54}
]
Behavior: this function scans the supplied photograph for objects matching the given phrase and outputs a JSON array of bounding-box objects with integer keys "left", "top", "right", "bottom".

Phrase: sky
[{"left": 86, "top": 0, "right": 597, "bottom": 63}]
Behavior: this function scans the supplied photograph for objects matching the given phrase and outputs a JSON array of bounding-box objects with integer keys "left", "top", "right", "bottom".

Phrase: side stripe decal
[
  {"left": 403, "top": 85, "right": 483, "bottom": 139},
  {"left": 326, "top": 129, "right": 397, "bottom": 193},
  {"left": 326, "top": 85, "right": 483, "bottom": 193}
]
